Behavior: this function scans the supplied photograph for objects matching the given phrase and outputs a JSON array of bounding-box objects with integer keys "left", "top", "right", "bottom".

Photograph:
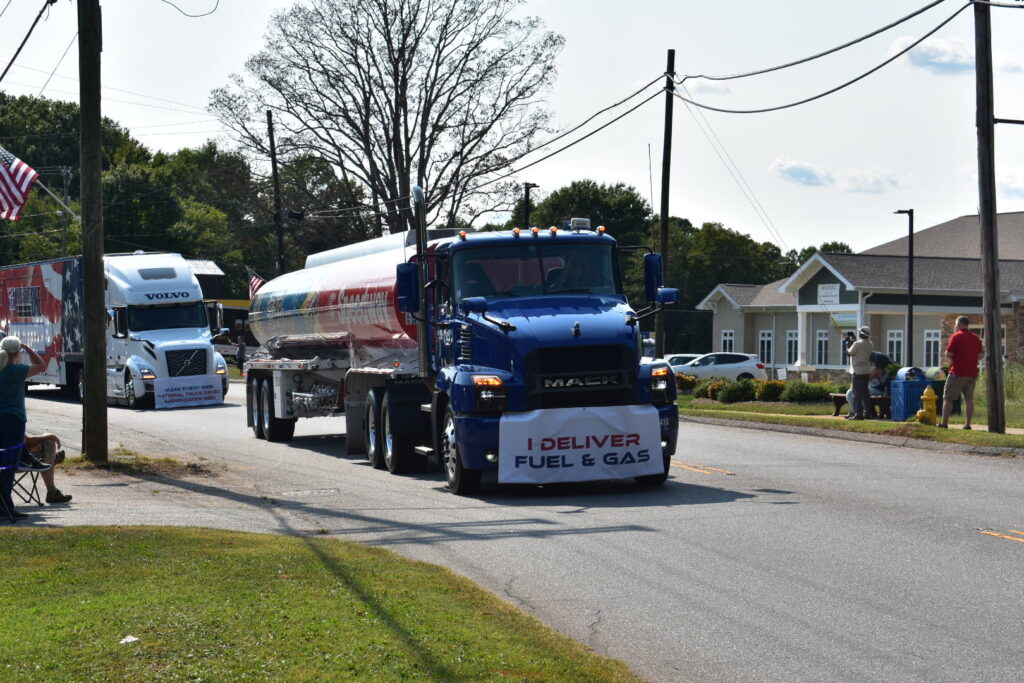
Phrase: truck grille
[
  {"left": 165, "top": 348, "right": 208, "bottom": 376},
  {"left": 525, "top": 344, "right": 635, "bottom": 409}
]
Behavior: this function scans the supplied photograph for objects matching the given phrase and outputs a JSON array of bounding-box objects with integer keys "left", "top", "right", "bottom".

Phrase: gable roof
[
  {"left": 862, "top": 211, "right": 1024, "bottom": 259},
  {"left": 697, "top": 280, "right": 794, "bottom": 310}
]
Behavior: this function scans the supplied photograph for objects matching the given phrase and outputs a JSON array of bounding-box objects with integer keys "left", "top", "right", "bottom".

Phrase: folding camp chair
[
  {"left": 14, "top": 448, "right": 51, "bottom": 507},
  {"left": 0, "top": 443, "right": 25, "bottom": 523}
]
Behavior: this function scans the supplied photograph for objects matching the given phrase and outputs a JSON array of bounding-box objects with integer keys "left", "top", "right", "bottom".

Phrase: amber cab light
[{"left": 472, "top": 375, "right": 503, "bottom": 386}]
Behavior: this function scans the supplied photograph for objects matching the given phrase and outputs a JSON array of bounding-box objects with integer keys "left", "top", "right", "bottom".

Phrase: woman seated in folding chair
[
  {"left": 0, "top": 336, "right": 47, "bottom": 521},
  {"left": 20, "top": 433, "right": 71, "bottom": 504}
]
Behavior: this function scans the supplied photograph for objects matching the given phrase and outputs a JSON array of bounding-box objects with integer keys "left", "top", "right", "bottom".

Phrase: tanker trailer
[{"left": 246, "top": 188, "right": 680, "bottom": 495}]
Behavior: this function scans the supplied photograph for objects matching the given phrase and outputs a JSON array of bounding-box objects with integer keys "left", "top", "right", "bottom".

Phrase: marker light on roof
[
  {"left": 459, "top": 230, "right": 467, "bottom": 240},
  {"left": 597, "top": 226, "right": 606, "bottom": 234},
  {"left": 512, "top": 227, "right": 521, "bottom": 237},
  {"left": 531, "top": 227, "right": 540, "bottom": 236},
  {"left": 549, "top": 227, "right": 558, "bottom": 235}
]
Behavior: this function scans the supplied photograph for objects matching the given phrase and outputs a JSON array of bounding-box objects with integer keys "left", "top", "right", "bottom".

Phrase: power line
[
  {"left": 671, "top": 2, "right": 972, "bottom": 115},
  {"left": 39, "top": 32, "right": 78, "bottom": 96},
  {"left": 678, "top": 0, "right": 951, "bottom": 83},
  {"left": 0, "top": 0, "right": 12, "bottom": 20},
  {"left": 0, "top": 0, "right": 57, "bottom": 85},
  {"left": 10, "top": 64, "right": 210, "bottom": 112},
  {"left": 160, "top": 0, "right": 220, "bottom": 18}
]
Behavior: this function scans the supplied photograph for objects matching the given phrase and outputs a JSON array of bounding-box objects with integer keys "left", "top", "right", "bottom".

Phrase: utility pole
[
  {"left": 78, "top": 0, "right": 107, "bottom": 462},
  {"left": 523, "top": 182, "right": 538, "bottom": 229},
  {"left": 655, "top": 48, "right": 675, "bottom": 359},
  {"left": 974, "top": 1, "right": 1005, "bottom": 433},
  {"left": 267, "top": 110, "right": 285, "bottom": 276},
  {"left": 895, "top": 209, "right": 914, "bottom": 367}
]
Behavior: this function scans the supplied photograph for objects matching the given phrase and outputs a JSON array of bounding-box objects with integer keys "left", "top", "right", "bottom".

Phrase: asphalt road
[{"left": 23, "top": 384, "right": 1024, "bottom": 683}]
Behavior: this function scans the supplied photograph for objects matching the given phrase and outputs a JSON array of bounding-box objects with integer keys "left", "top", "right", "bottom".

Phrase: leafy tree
[
  {"left": 531, "top": 180, "right": 651, "bottom": 245},
  {"left": 210, "top": 0, "right": 564, "bottom": 234}
]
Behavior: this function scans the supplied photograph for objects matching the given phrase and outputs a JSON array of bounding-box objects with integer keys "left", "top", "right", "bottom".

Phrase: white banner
[
  {"left": 498, "top": 405, "right": 663, "bottom": 484},
  {"left": 153, "top": 375, "right": 223, "bottom": 409}
]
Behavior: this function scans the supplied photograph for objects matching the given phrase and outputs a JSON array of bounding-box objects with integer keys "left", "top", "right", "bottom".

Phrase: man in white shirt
[{"left": 845, "top": 326, "right": 874, "bottom": 420}]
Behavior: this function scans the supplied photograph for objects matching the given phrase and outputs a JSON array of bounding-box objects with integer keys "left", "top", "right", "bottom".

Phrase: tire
[
  {"left": 636, "top": 453, "right": 670, "bottom": 487},
  {"left": 365, "top": 388, "right": 386, "bottom": 469},
  {"left": 440, "top": 407, "right": 480, "bottom": 495},
  {"left": 251, "top": 379, "right": 266, "bottom": 439},
  {"left": 382, "top": 392, "right": 418, "bottom": 474},
  {"left": 260, "top": 377, "right": 296, "bottom": 442},
  {"left": 123, "top": 371, "right": 152, "bottom": 410},
  {"left": 737, "top": 373, "right": 754, "bottom": 381}
]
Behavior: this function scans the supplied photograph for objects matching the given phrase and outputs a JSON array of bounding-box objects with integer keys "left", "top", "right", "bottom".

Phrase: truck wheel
[
  {"left": 251, "top": 379, "right": 266, "bottom": 439},
  {"left": 440, "top": 407, "right": 480, "bottom": 495},
  {"left": 261, "top": 378, "right": 296, "bottom": 442},
  {"left": 365, "top": 388, "right": 386, "bottom": 469},
  {"left": 123, "top": 372, "right": 152, "bottom": 410},
  {"left": 382, "top": 392, "right": 416, "bottom": 474},
  {"left": 636, "top": 454, "right": 670, "bottom": 487}
]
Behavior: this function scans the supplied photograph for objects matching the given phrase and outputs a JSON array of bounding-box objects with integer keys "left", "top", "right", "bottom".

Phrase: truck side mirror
[
  {"left": 656, "top": 287, "right": 679, "bottom": 304},
  {"left": 396, "top": 263, "right": 419, "bottom": 313},
  {"left": 461, "top": 297, "right": 487, "bottom": 314},
  {"left": 643, "top": 253, "right": 664, "bottom": 302}
]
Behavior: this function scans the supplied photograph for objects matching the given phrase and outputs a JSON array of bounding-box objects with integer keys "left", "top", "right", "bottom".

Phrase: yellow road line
[
  {"left": 694, "top": 464, "right": 735, "bottom": 475},
  {"left": 1006, "top": 529, "right": 1024, "bottom": 537},
  {"left": 979, "top": 530, "right": 1024, "bottom": 544},
  {"left": 671, "top": 462, "right": 715, "bottom": 475}
]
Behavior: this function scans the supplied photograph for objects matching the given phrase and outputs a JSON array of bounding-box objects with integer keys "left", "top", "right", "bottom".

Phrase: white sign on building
[{"left": 817, "top": 283, "right": 840, "bottom": 305}]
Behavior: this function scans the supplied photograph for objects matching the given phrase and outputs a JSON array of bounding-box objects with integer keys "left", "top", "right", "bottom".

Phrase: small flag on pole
[
  {"left": 0, "top": 144, "right": 40, "bottom": 221},
  {"left": 247, "top": 268, "right": 266, "bottom": 299}
]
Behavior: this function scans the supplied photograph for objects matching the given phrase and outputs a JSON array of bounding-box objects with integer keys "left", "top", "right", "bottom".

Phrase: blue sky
[{"left": 2, "top": 0, "right": 1023, "bottom": 253}]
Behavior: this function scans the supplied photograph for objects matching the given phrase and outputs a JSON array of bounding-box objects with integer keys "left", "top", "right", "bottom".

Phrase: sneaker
[
  {"left": 962, "top": 425, "right": 972, "bottom": 431},
  {"left": 45, "top": 489, "right": 72, "bottom": 504},
  {"left": 18, "top": 454, "right": 50, "bottom": 471},
  {"left": 937, "top": 423, "right": 948, "bottom": 429}
]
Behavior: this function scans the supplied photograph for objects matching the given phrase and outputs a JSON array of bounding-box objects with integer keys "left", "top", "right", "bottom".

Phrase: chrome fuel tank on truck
[{"left": 249, "top": 229, "right": 457, "bottom": 362}]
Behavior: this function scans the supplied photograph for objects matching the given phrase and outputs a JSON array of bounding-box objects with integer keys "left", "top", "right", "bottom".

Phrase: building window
[
  {"left": 816, "top": 330, "right": 829, "bottom": 366},
  {"left": 758, "top": 330, "right": 773, "bottom": 364},
  {"left": 786, "top": 330, "right": 798, "bottom": 365},
  {"left": 924, "top": 330, "right": 941, "bottom": 367},
  {"left": 887, "top": 330, "right": 904, "bottom": 365},
  {"left": 721, "top": 330, "right": 734, "bottom": 353}
]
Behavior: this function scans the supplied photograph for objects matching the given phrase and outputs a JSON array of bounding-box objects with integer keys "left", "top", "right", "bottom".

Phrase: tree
[
  {"left": 531, "top": 180, "right": 651, "bottom": 245},
  {"left": 210, "top": 0, "right": 564, "bottom": 235}
]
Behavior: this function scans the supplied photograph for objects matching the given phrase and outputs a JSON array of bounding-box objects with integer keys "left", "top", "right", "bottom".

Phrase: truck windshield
[
  {"left": 453, "top": 242, "right": 619, "bottom": 300},
  {"left": 127, "top": 302, "right": 208, "bottom": 331}
]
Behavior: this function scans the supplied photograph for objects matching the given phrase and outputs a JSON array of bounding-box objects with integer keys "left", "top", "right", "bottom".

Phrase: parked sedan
[
  {"left": 662, "top": 353, "right": 701, "bottom": 374},
  {"left": 676, "top": 352, "right": 768, "bottom": 381}
]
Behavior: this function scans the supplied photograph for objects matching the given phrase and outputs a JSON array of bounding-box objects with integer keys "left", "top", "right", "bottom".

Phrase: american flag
[
  {"left": 0, "top": 144, "right": 39, "bottom": 221},
  {"left": 248, "top": 272, "right": 266, "bottom": 299}
]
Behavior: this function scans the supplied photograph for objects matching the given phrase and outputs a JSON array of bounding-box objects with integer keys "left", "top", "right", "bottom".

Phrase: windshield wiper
[{"left": 548, "top": 288, "right": 591, "bottom": 294}]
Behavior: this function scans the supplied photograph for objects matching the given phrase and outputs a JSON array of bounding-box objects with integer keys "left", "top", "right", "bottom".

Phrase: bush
[
  {"left": 780, "top": 380, "right": 841, "bottom": 403},
  {"left": 755, "top": 379, "right": 786, "bottom": 402},
  {"left": 691, "top": 377, "right": 718, "bottom": 398},
  {"left": 675, "top": 373, "right": 698, "bottom": 394},
  {"left": 718, "top": 379, "right": 756, "bottom": 403},
  {"left": 706, "top": 379, "right": 730, "bottom": 400}
]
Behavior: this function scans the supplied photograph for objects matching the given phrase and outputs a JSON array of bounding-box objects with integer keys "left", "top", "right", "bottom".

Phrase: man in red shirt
[{"left": 939, "top": 315, "right": 984, "bottom": 430}]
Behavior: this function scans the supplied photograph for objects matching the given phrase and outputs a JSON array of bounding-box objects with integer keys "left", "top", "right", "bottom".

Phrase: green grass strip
[{"left": 0, "top": 527, "right": 639, "bottom": 682}]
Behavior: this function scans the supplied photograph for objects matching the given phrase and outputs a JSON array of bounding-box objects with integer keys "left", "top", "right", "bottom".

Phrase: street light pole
[
  {"left": 523, "top": 182, "right": 538, "bottom": 229},
  {"left": 895, "top": 209, "right": 914, "bottom": 367}
]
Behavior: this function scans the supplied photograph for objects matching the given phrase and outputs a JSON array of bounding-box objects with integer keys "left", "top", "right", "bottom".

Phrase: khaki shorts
[{"left": 943, "top": 374, "right": 977, "bottom": 402}]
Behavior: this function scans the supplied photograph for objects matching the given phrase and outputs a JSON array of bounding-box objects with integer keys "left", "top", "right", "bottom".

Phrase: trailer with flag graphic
[{"left": 0, "top": 252, "right": 230, "bottom": 408}]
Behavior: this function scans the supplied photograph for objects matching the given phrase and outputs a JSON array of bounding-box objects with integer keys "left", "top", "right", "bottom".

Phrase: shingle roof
[
  {"left": 186, "top": 259, "right": 225, "bottom": 276},
  {"left": 819, "top": 252, "right": 1024, "bottom": 296},
  {"left": 862, "top": 211, "right": 1024, "bottom": 259},
  {"left": 704, "top": 280, "right": 795, "bottom": 309}
]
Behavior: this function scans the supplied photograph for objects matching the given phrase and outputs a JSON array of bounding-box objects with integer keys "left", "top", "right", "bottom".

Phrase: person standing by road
[
  {"left": 844, "top": 326, "right": 874, "bottom": 420},
  {"left": 231, "top": 334, "right": 247, "bottom": 371},
  {"left": 0, "top": 336, "right": 46, "bottom": 521},
  {"left": 938, "top": 315, "right": 984, "bottom": 430}
]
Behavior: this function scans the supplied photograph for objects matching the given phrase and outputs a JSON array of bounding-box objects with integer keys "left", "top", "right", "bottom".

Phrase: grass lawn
[
  {"left": 1, "top": 527, "right": 639, "bottom": 682},
  {"left": 679, "top": 397, "right": 1024, "bottom": 451}
]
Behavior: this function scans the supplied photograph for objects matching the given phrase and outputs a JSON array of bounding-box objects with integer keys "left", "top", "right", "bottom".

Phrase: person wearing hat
[
  {"left": 0, "top": 336, "right": 47, "bottom": 521},
  {"left": 844, "top": 325, "right": 874, "bottom": 420}
]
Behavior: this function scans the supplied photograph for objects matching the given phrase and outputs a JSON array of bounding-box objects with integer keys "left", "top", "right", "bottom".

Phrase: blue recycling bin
[{"left": 891, "top": 367, "right": 926, "bottom": 421}]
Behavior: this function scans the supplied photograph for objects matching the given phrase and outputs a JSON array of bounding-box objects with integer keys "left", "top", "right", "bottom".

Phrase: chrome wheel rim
[
  {"left": 125, "top": 376, "right": 135, "bottom": 407},
  {"left": 261, "top": 385, "right": 272, "bottom": 434},
  {"left": 366, "top": 404, "right": 378, "bottom": 461},
  {"left": 442, "top": 414, "right": 457, "bottom": 484}
]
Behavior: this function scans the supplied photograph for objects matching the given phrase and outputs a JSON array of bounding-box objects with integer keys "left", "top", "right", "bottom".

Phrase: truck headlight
[
  {"left": 472, "top": 375, "right": 506, "bottom": 412},
  {"left": 215, "top": 357, "right": 227, "bottom": 375},
  {"left": 137, "top": 363, "right": 156, "bottom": 380},
  {"left": 651, "top": 366, "right": 671, "bottom": 404}
]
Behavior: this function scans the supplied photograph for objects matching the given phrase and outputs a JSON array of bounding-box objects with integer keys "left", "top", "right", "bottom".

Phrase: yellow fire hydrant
[{"left": 916, "top": 385, "right": 937, "bottom": 425}]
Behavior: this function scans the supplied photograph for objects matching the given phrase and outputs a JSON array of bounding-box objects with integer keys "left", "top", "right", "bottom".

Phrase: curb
[{"left": 680, "top": 415, "right": 1024, "bottom": 458}]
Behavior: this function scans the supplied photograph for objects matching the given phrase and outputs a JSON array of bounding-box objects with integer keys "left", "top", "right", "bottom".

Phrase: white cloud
[
  {"left": 841, "top": 168, "right": 904, "bottom": 194},
  {"left": 891, "top": 36, "right": 1023, "bottom": 75},
  {"left": 687, "top": 78, "right": 731, "bottom": 95},
  {"left": 769, "top": 156, "right": 834, "bottom": 187},
  {"left": 997, "top": 168, "right": 1024, "bottom": 199}
]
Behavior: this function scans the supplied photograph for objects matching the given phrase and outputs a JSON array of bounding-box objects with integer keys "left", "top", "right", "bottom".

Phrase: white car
[
  {"left": 662, "top": 353, "right": 701, "bottom": 374},
  {"left": 676, "top": 352, "right": 768, "bottom": 381}
]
